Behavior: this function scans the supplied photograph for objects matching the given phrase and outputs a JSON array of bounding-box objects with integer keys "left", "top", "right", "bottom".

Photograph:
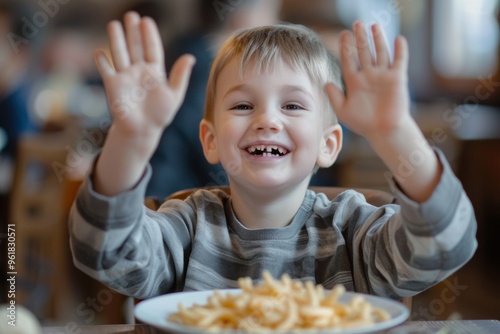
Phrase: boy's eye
[
  {"left": 283, "top": 104, "right": 304, "bottom": 110},
  {"left": 231, "top": 104, "right": 252, "bottom": 110}
]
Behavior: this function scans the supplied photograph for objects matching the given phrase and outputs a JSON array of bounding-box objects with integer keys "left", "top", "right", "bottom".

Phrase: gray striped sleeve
[
  {"left": 352, "top": 149, "right": 477, "bottom": 298},
  {"left": 69, "top": 164, "right": 196, "bottom": 298}
]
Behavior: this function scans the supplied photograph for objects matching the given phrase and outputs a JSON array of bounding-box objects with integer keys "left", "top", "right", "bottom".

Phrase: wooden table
[{"left": 41, "top": 320, "right": 500, "bottom": 333}]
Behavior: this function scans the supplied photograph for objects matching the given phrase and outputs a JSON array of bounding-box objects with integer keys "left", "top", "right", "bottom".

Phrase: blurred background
[{"left": 1, "top": 0, "right": 499, "bottom": 326}]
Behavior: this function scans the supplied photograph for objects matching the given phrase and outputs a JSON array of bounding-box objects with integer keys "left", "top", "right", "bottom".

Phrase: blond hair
[{"left": 204, "top": 24, "right": 343, "bottom": 124}]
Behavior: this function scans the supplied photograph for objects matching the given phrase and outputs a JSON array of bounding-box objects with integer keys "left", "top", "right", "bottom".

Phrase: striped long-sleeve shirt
[{"left": 69, "top": 150, "right": 477, "bottom": 300}]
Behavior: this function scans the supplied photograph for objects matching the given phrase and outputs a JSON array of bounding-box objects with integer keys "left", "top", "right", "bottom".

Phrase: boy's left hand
[
  {"left": 325, "top": 22, "right": 411, "bottom": 141},
  {"left": 326, "top": 22, "right": 443, "bottom": 203}
]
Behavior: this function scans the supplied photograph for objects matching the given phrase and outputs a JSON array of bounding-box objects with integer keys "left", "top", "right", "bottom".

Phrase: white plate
[{"left": 134, "top": 289, "right": 409, "bottom": 334}]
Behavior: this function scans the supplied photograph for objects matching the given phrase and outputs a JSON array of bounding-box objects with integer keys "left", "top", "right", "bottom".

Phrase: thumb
[
  {"left": 168, "top": 54, "right": 196, "bottom": 102},
  {"left": 93, "top": 49, "right": 115, "bottom": 79},
  {"left": 324, "top": 82, "right": 345, "bottom": 116}
]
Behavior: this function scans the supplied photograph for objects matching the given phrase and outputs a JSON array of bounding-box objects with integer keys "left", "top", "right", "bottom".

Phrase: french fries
[{"left": 168, "top": 271, "right": 390, "bottom": 333}]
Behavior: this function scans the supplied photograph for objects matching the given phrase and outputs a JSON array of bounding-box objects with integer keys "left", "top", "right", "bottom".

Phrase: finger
[
  {"left": 353, "top": 21, "right": 374, "bottom": 67},
  {"left": 168, "top": 54, "right": 196, "bottom": 101},
  {"left": 339, "top": 31, "right": 358, "bottom": 74},
  {"left": 107, "top": 21, "right": 130, "bottom": 71},
  {"left": 324, "top": 82, "right": 345, "bottom": 116},
  {"left": 371, "top": 24, "right": 390, "bottom": 67},
  {"left": 94, "top": 50, "right": 115, "bottom": 78},
  {"left": 393, "top": 36, "right": 409, "bottom": 72},
  {"left": 124, "top": 11, "right": 144, "bottom": 63},
  {"left": 141, "top": 17, "right": 164, "bottom": 64}
]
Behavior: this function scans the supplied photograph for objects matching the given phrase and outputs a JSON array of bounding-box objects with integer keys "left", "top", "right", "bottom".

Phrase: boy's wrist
[
  {"left": 365, "top": 117, "right": 442, "bottom": 202},
  {"left": 92, "top": 124, "right": 161, "bottom": 196},
  {"left": 367, "top": 117, "right": 432, "bottom": 166},
  {"left": 107, "top": 124, "right": 163, "bottom": 159},
  {"left": 364, "top": 116, "right": 416, "bottom": 148}
]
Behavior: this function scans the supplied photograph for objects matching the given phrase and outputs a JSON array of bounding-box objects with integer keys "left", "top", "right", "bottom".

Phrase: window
[{"left": 433, "top": 0, "right": 499, "bottom": 78}]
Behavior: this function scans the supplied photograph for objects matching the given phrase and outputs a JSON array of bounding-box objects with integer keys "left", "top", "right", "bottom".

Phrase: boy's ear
[
  {"left": 317, "top": 124, "right": 342, "bottom": 168},
  {"left": 199, "top": 119, "right": 220, "bottom": 164}
]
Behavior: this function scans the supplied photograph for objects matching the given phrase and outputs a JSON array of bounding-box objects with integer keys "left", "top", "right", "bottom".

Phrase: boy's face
[{"left": 200, "top": 58, "right": 341, "bottom": 191}]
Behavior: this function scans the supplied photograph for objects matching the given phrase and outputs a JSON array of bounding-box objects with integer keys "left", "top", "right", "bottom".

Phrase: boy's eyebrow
[
  {"left": 281, "top": 84, "right": 315, "bottom": 100},
  {"left": 223, "top": 84, "right": 250, "bottom": 99}
]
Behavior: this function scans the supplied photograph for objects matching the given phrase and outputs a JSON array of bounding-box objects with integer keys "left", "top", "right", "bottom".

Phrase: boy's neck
[{"left": 229, "top": 180, "right": 310, "bottom": 229}]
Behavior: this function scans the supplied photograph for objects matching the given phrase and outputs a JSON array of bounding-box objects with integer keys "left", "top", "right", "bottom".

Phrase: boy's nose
[{"left": 252, "top": 108, "right": 283, "bottom": 133}]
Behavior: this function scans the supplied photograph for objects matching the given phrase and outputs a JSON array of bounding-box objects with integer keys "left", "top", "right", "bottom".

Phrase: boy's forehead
[{"left": 215, "top": 57, "right": 318, "bottom": 96}]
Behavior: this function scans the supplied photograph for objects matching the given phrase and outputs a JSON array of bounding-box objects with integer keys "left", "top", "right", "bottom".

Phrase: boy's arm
[
  {"left": 69, "top": 163, "right": 196, "bottom": 298},
  {"left": 345, "top": 153, "right": 477, "bottom": 298},
  {"left": 68, "top": 12, "right": 195, "bottom": 298},
  {"left": 326, "top": 22, "right": 439, "bottom": 202},
  {"left": 93, "top": 12, "right": 194, "bottom": 196},
  {"left": 325, "top": 22, "right": 476, "bottom": 297}
]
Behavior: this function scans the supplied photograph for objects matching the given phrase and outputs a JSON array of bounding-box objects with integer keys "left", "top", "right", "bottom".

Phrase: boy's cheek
[{"left": 224, "top": 159, "right": 243, "bottom": 177}]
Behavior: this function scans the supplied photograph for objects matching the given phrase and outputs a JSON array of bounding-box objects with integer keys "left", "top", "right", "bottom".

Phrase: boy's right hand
[
  {"left": 91, "top": 12, "right": 194, "bottom": 196},
  {"left": 95, "top": 11, "right": 195, "bottom": 139}
]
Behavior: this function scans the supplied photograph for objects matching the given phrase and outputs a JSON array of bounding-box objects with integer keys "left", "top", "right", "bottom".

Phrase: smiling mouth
[{"left": 246, "top": 145, "right": 289, "bottom": 157}]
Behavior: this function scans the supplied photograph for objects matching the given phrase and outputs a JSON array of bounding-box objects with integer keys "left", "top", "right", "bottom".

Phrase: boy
[{"left": 69, "top": 12, "right": 476, "bottom": 300}]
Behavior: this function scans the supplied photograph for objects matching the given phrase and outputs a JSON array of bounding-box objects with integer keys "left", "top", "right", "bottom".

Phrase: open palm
[
  {"left": 95, "top": 12, "right": 194, "bottom": 137},
  {"left": 326, "top": 22, "right": 411, "bottom": 140}
]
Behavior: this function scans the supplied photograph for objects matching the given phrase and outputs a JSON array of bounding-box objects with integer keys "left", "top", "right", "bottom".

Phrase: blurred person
[
  {"left": 0, "top": 3, "right": 37, "bottom": 162},
  {"left": 0, "top": 3, "right": 39, "bottom": 200},
  {"left": 0, "top": 2, "right": 38, "bottom": 305},
  {"left": 146, "top": 0, "right": 283, "bottom": 197}
]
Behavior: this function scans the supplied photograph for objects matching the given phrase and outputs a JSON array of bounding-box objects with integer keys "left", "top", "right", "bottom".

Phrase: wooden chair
[
  {"left": 145, "top": 186, "right": 396, "bottom": 210},
  {"left": 9, "top": 130, "right": 78, "bottom": 320},
  {"left": 145, "top": 186, "right": 412, "bottom": 314}
]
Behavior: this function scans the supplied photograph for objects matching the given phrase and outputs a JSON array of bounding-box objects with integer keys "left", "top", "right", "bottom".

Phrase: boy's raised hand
[
  {"left": 94, "top": 12, "right": 194, "bottom": 138},
  {"left": 326, "top": 22, "right": 442, "bottom": 203},
  {"left": 91, "top": 12, "right": 194, "bottom": 196},
  {"left": 325, "top": 22, "right": 410, "bottom": 141}
]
